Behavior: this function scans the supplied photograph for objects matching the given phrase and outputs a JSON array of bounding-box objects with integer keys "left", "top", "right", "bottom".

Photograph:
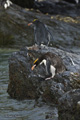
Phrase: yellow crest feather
[
  {"left": 34, "top": 58, "right": 38, "bottom": 64},
  {"left": 33, "top": 19, "right": 38, "bottom": 22}
]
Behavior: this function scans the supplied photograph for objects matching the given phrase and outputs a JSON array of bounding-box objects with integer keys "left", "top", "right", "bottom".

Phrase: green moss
[
  {"left": 54, "top": 15, "right": 80, "bottom": 24},
  {"left": 70, "top": 73, "right": 80, "bottom": 89}
]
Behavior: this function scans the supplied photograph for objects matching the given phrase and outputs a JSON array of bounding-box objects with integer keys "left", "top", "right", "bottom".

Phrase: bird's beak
[
  {"left": 31, "top": 65, "right": 36, "bottom": 70},
  {"left": 28, "top": 22, "right": 33, "bottom": 26}
]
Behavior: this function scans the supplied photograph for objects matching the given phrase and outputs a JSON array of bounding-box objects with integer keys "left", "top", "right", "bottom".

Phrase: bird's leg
[
  {"left": 45, "top": 76, "right": 53, "bottom": 80},
  {"left": 45, "top": 65, "right": 56, "bottom": 80}
]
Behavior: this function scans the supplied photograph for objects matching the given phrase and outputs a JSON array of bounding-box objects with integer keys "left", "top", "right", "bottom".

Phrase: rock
[
  {"left": 58, "top": 89, "right": 80, "bottom": 120},
  {"left": 8, "top": 49, "right": 38, "bottom": 99},
  {"left": 8, "top": 46, "right": 80, "bottom": 119},
  {"left": 34, "top": 1, "right": 80, "bottom": 16},
  {"left": 0, "top": 1, "right": 80, "bottom": 53},
  {"left": 0, "top": 5, "right": 34, "bottom": 48},
  {"left": 70, "top": 72, "right": 80, "bottom": 89},
  {"left": 58, "top": 89, "right": 80, "bottom": 109},
  {"left": 8, "top": 46, "right": 80, "bottom": 99},
  {"left": 63, "top": 0, "right": 80, "bottom": 4}
]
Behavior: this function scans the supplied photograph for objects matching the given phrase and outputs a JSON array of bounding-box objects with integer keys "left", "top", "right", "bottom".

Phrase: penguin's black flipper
[
  {"left": 45, "top": 25, "right": 54, "bottom": 45},
  {"left": 45, "top": 60, "right": 52, "bottom": 77}
]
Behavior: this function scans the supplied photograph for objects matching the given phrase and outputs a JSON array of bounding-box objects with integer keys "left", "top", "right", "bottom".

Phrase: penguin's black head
[
  {"left": 28, "top": 19, "right": 39, "bottom": 26},
  {"left": 31, "top": 56, "right": 45, "bottom": 70},
  {"left": 32, "top": 19, "right": 40, "bottom": 25}
]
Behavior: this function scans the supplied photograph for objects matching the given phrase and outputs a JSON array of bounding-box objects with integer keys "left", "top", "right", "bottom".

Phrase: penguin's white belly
[
  {"left": 4, "top": 0, "right": 12, "bottom": 9},
  {"left": 40, "top": 59, "right": 46, "bottom": 66},
  {"left": 50, "top": 65, "right": 56, "bottom": 78}
]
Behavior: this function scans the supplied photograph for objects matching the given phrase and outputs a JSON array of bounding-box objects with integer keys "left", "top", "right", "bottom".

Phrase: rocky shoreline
[{"left": 0, "top": 0, "right": 80, "bottom": 119}]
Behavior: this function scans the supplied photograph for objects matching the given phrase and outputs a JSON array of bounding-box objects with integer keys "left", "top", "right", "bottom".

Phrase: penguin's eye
[{"left": 34, "top": 58, "right": 39, "bottom": 64}]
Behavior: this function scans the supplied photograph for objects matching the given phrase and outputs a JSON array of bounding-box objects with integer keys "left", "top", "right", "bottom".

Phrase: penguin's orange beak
[
  {"left": 28, "top": 22, "right": 33, "bottom": 26},
  {"left": 31, "top": 65, "right": 36, "bottom": 70}
]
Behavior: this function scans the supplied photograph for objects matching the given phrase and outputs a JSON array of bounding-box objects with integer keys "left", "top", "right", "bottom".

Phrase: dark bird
[
  {"left": 1, "top": 0, "right": 12, "bottom": 9},
  {"left": 28, "top": 19, "right": 53, "bottom": 46},
  {"left": 31, "top": 52, "right": 66, "bottom": 80},
  {"left": 0, "top": 0, "right": 35, "bottom": 9}
]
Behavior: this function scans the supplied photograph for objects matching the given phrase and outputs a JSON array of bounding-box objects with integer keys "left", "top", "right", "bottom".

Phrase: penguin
[
  {"left": 1, "top": 0, "right": 35, "bottom": 9},
  {"left": 1, "top": 0, "right": 12, "bottom": 9},
  {"left": 28, "top": 19, "right": 54, "bottom": 46},
  {"left": 31, "top": 52, "right": 66, "bottom": 80}
]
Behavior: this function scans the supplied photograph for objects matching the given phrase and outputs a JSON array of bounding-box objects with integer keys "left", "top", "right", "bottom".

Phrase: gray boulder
[
  {"left": 8, "top": 46, "right": 80, "bottom": 100},
  {"left": 0, "top": 2, "right": 80, "bottom": 53},
  {"left": 8, "top": 46, "right": 80, "bottom": 119},
  {"left": 58, "top": 89, "right": 80, "bottom": 120}
]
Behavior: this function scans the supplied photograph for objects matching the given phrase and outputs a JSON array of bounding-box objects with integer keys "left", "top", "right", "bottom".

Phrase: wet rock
[
  {"left": 0, "top": 1, "right": 80, "bottom": 53},
  {"left": 45, "top": 107, "right": 58, "bottom": 120},
  {"left": 8, "top": 46, "right": 80, "bottom": 119},
  {"left": 34, "top": 1, "right": 80, "bottom": 17},
  {"left": 8, "top": 46, "right": 80, "bottom": 99},
  {"left": 70, "top": 72, "right": 80, "bottom": 89},
  {"left": 58, "top": 89, "right": 80, "bottom": 120},
  {"left": 63, "top": 0, "right": 80, "bottom": 4},
  {"left": 8, "top": 49, "right": 38, "bottom": 99},
  {"left": 0, "top": 6, "right": 29, "bottom": 48}
]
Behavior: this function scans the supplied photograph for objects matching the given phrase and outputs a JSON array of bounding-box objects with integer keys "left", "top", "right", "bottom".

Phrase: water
[{"left": 0, "top": 49, "right": 58, "bottom": 120}]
